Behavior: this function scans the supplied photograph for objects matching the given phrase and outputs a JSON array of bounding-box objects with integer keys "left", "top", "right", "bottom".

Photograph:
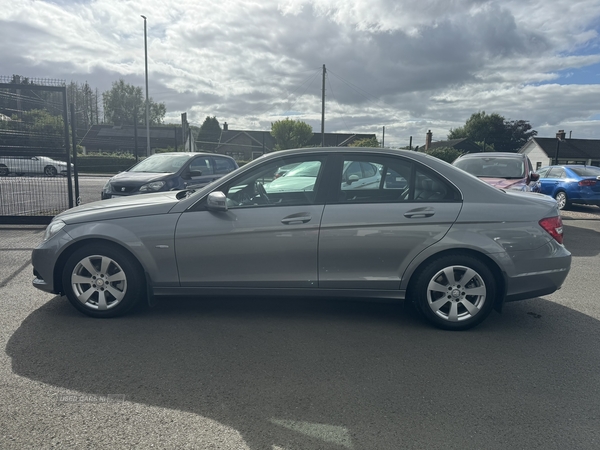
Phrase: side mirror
[
  {"left": 347, "top": 174, "right": 360, "bottom": 185},
  {"left": 530, "top": 172, "right": 540, "bottom": 182},
  {"left": 206, "top": 191, "right": 227, "bottom": 211},
  {"left": 189, "top": 170, "right": 203, "bottom": 177}
]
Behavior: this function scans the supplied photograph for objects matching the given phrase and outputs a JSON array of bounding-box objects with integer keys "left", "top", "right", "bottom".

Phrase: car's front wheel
[
  {"left": 554, "top": 191, "right": 570, "bottom": 210},
  {"left": 44, "top": 165, "right": 58, "bottom": 176},
  {"left": 62, "top": 243, "right": 144, "bottom": 318},
  {"left": 412, "top": 254, "right": 497, "bottom": 330}
]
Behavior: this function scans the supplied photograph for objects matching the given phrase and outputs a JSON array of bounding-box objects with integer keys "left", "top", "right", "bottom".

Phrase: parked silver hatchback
[{"left": 32, "top": 148, "right": 571, "bottom": 330}]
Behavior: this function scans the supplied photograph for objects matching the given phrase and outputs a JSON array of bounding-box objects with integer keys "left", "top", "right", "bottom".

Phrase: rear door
[{"left": 319, "top": 153, "right": 463, "bottom": 290}]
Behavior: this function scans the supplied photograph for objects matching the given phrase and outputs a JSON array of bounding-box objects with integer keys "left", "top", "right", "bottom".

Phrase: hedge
[{"left": 75, "top": 155, "right": 137, "bottom": 174}]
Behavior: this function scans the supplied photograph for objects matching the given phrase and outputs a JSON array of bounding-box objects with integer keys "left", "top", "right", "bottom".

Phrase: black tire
[
  {"left": 61, "top": 243, "right": 145, "bottom": 318},
  {"left": 554, "top": 191, "right": 570, "bottom": 210},
  {"left": 44, "top": 165, "right": 58, "bottom": 176},
  {"left": 411, "top": 254, "right": 497, "bottom": 330},
  {"left": 0, "top": 165, "right": 8, "bottom": 176}
]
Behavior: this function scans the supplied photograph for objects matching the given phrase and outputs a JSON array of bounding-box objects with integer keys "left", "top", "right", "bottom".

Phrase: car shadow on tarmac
[{"left": 6, "top": 294, "right": 600, "bottom": 449}]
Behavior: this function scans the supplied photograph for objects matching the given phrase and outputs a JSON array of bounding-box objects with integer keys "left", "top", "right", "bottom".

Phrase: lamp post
[{"left": 141, "top": 15, "right": 150, "bottom": 156}]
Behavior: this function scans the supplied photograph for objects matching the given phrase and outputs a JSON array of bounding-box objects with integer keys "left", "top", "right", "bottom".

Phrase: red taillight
[
  {"left": 578, "top": 179, "right": 597, "bottom": 187},
  {"left": 539, "top": 216, "right": 564, "bottom": 244}
]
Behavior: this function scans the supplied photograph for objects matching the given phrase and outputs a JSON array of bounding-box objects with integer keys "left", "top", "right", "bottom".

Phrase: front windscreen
[
  {"left": 454, "top": 157, "right": 525, "bottom": 179},
  {"left": 129, "top": 154, "right": 190, "bottom": 173}
]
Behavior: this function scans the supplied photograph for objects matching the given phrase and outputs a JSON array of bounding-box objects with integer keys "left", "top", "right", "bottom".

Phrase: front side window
[
  {"left": 221, "top": 157, "right": 325, "bottom": 209},
  {"left": 190, "top": 157, "right": 213, "bottom": 175},
  {"left": 537, "top": 167, "right": 550, "bottom": 178},
  {"left": 547, "top": 167, "right": 564, "bottom": 178}
]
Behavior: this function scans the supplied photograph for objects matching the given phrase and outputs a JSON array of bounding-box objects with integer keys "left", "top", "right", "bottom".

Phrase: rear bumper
[{"left": 503, "top": 247, "right": 571, "bottom": 302}]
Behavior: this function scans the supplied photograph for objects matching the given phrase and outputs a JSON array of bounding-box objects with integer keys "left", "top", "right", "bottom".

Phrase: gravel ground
[{"left": 560, "top": 204, "right": 600, "bottom": 220}]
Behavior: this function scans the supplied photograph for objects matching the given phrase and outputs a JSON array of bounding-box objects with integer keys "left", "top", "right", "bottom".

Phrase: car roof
[
  {"left": 456, "top": 152, "right": 525, "bottom": 159},
  {"left": 149, "top": 152, "right": 218, "bottom": 157}
]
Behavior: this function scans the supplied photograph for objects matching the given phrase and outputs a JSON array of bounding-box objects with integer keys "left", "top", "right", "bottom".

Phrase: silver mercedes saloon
[{"left": 32, "top": 148, "right": 571, "bottom": 330}]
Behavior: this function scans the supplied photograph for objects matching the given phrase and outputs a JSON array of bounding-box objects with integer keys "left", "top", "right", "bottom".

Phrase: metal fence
[{"left": 0, "top": 76, "right": 74, "bottom": 224}]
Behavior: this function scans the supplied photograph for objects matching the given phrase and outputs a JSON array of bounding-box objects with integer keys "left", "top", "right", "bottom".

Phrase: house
[
  {"left": 212, "top": 122, "right": 377, "bottom": 161},
  {"left": 79, "top": 125, "right": 186, "bottom": 155},
  {"left": 518, "top": 130, "right": 600, "bottom": 170},
  {"left": 421, "top": 130, "right": 481, "bottom": 153}
]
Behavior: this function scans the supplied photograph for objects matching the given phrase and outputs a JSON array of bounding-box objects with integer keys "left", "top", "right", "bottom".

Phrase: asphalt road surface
[{"left": 1, "top": 218, "right": 599, "bottom": 449}]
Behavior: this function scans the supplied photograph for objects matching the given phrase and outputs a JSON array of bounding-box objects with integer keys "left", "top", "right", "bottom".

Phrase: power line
[{"left": 327, "top": 69, "right": 380, "bottom": 104}]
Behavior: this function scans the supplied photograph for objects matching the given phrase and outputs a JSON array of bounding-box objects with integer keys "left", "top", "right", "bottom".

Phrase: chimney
[
  {"left": 556, "top": 129, "right": 566, "bottom": 141},
  {"left": 223, "top": 122, "right": 228, "bottom": 131},
  {"left": 425, "top": 130, "right": 432, "bottom": 150}
]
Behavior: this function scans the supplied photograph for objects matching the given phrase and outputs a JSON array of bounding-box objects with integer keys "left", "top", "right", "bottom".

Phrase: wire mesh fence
[{"left": 0, "top": 77, "right": 73, "bottom": 223}]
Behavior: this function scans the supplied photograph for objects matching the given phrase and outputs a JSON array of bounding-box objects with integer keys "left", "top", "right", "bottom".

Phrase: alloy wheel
[
  {"left": 70, "top": 254, "right": 128, "bottom": 310},
  {"left": 554, "top": 192, "right": 567, "bottom": 210},
  {"left": 426, "top": 265, "right": 487, "bottom": 322}
]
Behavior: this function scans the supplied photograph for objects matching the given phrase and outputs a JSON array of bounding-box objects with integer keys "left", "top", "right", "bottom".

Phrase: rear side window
[{"left": 334, "top": 155, "right": 461, "bottom": 204}]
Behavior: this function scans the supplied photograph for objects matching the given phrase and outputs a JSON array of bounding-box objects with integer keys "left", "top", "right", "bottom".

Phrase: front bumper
[{"left": 31, "top": 230, "right": 74, "bottom": 295}]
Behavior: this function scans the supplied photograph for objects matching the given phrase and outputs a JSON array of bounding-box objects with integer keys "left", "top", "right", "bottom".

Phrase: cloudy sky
[{"left": 2, "top": 0, "right": 600, "bottom": 147}]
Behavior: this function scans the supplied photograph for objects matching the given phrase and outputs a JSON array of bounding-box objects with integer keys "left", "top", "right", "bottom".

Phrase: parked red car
[{"left": 452, "top": 152, "right": 540, "bottom": 192}]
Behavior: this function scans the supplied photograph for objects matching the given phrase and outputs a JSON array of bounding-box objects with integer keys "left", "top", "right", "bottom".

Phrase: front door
[{"left": 175, "top": 155, "right": 329, "bottom": 288}]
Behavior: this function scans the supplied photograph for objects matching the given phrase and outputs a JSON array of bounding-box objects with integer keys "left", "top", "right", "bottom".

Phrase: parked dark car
[
  {"left": 452, "top": 152, "right": 540, "bottom": 192},
  {"left": 101, "top": 152, "right": 238, "bottom": 199},
  {"left": 34, "top": 147, "right": 570, "bottom": 331},
  {"left": 535, "top": 165, "right": 600, "bottom": 209}
]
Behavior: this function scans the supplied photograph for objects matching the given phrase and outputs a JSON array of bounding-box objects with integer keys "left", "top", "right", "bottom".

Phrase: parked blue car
[{"left": 535, "top": 165, "right": 600, "bottom": 209}]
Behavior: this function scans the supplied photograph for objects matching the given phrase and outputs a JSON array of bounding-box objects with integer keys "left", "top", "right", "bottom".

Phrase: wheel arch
[
  {"left": 53, "top": 238, "right": 146, "bottom": 295},
  {"left": 405, "top": 248, "right": 506, "bottom": 312}
]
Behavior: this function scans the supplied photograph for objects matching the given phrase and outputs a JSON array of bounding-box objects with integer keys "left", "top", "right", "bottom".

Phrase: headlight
[
  {"left": 139, "top": 181, "right": 166, "bottom": 192},
  {"left": 102, "top": 180, "right": 112, "bottom": 192},
  {"left": 44, "top": 220, "right": 66, "bottom": 241}
]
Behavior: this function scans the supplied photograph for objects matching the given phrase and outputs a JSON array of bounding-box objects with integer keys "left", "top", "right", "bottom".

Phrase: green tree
[
  {"left": 271, "top": 118, "right": 313, "bottom": 150},
  {"left": 102, "top": 79, "right": 166, "bottom": 126},
  {"left": 448, "top": 111, "right": 536, "bottom": 152},
  {"left": 0, "top": 109, "right": 64, "bottom": 150},
  {"left": 424, "top": 146, "right": 463, "bottom": 163},
  {"left": 349, "top": 137, "right": 380, "bottom": 148},
  {"left": 197, "top": 116, "right": 222, "bottom": 151}
]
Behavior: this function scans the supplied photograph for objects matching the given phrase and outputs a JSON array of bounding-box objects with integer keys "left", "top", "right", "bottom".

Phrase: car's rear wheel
[
  {"left": 62, "top": 244, "right": 144, "bottom": 318},
  {"left": 412, "top": 254, "right": 497, "bottom": 330},
  {"left": 554, "top": 191, "right": 570, "bottom": 210},
  {"left": 44, "top": 165, "right": 58, "bottom": 176},
  {"left": 0, "top": 165, "right": 8, "bottom": 176}
]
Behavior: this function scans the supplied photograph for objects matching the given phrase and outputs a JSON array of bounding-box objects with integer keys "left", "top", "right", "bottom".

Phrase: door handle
[
  {"left": 281, "top": 214, "right": 312, "bottom": 225},
  {"left": 404, "top": 207, "right": 435, "bottom": 218}
]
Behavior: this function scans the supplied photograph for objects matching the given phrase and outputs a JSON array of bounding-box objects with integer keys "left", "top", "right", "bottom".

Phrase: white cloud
[{"left": 1, "top": 0, "right": 600, "bottom": 142}]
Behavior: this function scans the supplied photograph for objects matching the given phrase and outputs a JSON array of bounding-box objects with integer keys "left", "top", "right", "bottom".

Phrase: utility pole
[
  {"left": 321, "top": 64, "right": 326, "bottom": 147},
  {"left": 382, "top": 126, "right": 385, "bottom": 148},
  {"left": 409, "top": 136, "right": 413, "bottom": 150},
  {"left": 141, "top": 15, "right": 150, "bottom": 156}
]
